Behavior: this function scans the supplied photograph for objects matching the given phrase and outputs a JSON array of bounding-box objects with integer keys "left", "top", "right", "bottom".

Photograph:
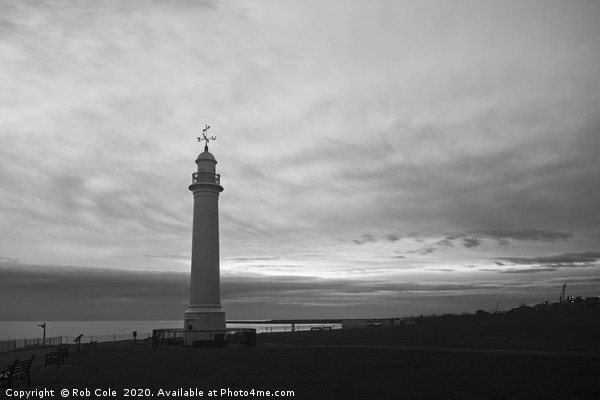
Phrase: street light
[{"left": 38, "top": 322, "right": 46, "bottom": 346}]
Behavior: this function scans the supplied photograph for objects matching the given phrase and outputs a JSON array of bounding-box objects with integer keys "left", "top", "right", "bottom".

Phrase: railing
[
  {"left": 0, "top": 337, "right": 64, "bottom": 353},
  {"left": 0, "top": 340, "right": 15, "bottom": 353},
  {"left": 0, "top": 334, "right": 155, "bottom": 354},
  {"left": 192, "top": 172, "right": 220, "bottom": 185},
  {"left": 152, "top": 328, "right": 256, "bottom": 348}
]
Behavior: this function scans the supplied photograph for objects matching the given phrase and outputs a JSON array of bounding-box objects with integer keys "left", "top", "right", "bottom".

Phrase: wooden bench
[
  {"left": 0, "top": 355, "right": 35, "bottom": 389},
  {"left": 61, "top": 343, "right": 70, "bottom": 359},
  {"left": 45, "top": 344, "right": 70, "bottom": 368},
  {"left": 85, "top": 340, "right": 98, "bottom": 349},
  {"left": 167, "top": 337, "right": 183, "bottom": 346}
]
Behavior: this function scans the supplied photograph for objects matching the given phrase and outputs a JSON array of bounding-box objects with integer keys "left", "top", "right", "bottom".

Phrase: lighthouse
[{"left": 184, "top": 125, "right": 226, "bottom": 335}]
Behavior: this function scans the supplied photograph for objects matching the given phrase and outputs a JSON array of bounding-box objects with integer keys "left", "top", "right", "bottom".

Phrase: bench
[
  {"left": 45, "top": 344, "right": 70, "bottom": 368},
  {"left": 61, "top": 343, "right": 70, "bottom": 359},
  {"left": 85, "top": 340, "right": 97, "bottom": 349},
  {"left": 167, "top": 337, "right": 183, "bottom": 346},
  {"left": 0, "top": 355, "right": 35, "bottom": 389}
]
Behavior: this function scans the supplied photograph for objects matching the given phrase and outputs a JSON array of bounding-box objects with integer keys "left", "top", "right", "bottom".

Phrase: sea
[{"left": 0, "top": 321, "right": 340, "bottom": 343}]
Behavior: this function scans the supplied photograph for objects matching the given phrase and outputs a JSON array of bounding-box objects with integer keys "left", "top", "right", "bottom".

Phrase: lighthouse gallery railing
[{"left": 191, "top": 172, "right": 220, "bottom": 185}]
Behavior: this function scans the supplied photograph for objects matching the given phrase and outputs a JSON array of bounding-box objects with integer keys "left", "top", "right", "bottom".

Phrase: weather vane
[{"left": 197, "top": 124, "right": 216, "bottom": 151}]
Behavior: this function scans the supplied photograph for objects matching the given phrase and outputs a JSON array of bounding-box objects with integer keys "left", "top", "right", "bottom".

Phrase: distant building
[
  {"left": 509, "top": 304, "right": 532, "bottom": 313},
  {"left": 584, "top": 297, "right": 600, "bottom": 308}
]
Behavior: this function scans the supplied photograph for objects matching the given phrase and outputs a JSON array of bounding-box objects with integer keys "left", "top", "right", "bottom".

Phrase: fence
[
  {"left": 152, "top": 328, "right": 256, "bottom": 348},
  {"left": 252, "top": 324, "right": 341, "bottom": 333},
  {"left": 0, "top": 340, "right": 15, "bottom": 353},
  {"left": 0, "top": 333, "right": 154, "bottom": 354},
  {"left": 1, "top": 324, "right": 338, "bottom": 353},
  {"left": 65, "top": 333, "right": 152, "bottom": 343},
  {"left": 0, "top": 336, "right": 64, "bottom": 353}
]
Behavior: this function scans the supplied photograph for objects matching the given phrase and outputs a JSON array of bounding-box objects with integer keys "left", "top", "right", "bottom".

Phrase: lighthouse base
[{"left": 184, "top": 305, "right": 226, "bottom": 345}]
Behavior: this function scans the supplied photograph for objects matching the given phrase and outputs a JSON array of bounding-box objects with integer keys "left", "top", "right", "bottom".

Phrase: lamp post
[{"left": 38, "top": 322, "right": 46, "bottom": 346}]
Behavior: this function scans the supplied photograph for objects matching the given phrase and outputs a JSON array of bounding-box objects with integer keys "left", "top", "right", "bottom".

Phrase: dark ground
[{"left": 2, "top": 308, "right": 599, "bottom": 399}]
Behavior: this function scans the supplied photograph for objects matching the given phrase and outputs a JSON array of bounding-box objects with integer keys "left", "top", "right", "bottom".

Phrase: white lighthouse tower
[{"left": 184, "top": 125, "right": 226, "bottom": 336}]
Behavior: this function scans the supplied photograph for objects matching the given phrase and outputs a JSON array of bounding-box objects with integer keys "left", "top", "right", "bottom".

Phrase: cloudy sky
[{"left": 1, "top": 0, "right": 599, "bottom": 321}]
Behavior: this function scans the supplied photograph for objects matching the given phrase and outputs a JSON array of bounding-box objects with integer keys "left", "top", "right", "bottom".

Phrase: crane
[{"left": 489, "top": 302, "right": 500, "bottom": 313}]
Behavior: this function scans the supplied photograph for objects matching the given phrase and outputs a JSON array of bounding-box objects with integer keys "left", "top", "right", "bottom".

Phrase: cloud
[
  {"left": 0, "top": 260, "right": 511, "bottom": 320},
  {"left": 462, "top": 238, "right": 483, "bottom": 248},
  {"left": 0, "top": 255, "right": 20, "bottom": 263},
  {"left": 3, "top": 257, "right": 600, "bottom": 320},
  {"left": 220, "top": 273, "right": 507, "bottom": 303},
  {"left": 435, "top": 229, "right": 574, "bottom": 250},
  {"left": 500, "top": 268, "right": 559, "bottom": 274},
  {"left": 384, "top": 234, "right": 401, "bottom": 242},
  {"left": 473, "top": 229, "right": 573, "bottom": 243},
  {"left": 1, "top": 1, "right": 600, "bottom": 319},
  {"left": 426, "top": 268, "right": 456, "bottom": 272},
  {"left": 489, "top": 251, "right": 600, "bottom": 273},
  {"left": 405, "top": 247, "right": 436, "bottom": 256},
  {"left": 0, "top": 262, "right": 188, "bottom": 320},
  {"left": 227, "top": 257, "right": 280, "bottom": 262},
  {"left": 352, "top": 234, "right": 376, "bottom": 245},
  {"left": 495, "top": 252, "right": 600, "bottom": 266},
  {"left": 143, "top": 254, "right": 187, "bottom": 261},
  {"left": 352, "top": 233, "right": 402, "bottom": 245},
  {"left": 351, "top": 233, "right": 402, "bottom": 245}
]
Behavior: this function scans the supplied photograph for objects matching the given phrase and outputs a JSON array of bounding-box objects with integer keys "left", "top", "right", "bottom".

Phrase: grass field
[{"left": 3, "top": 308, "right": 599, "bottom": 399}]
